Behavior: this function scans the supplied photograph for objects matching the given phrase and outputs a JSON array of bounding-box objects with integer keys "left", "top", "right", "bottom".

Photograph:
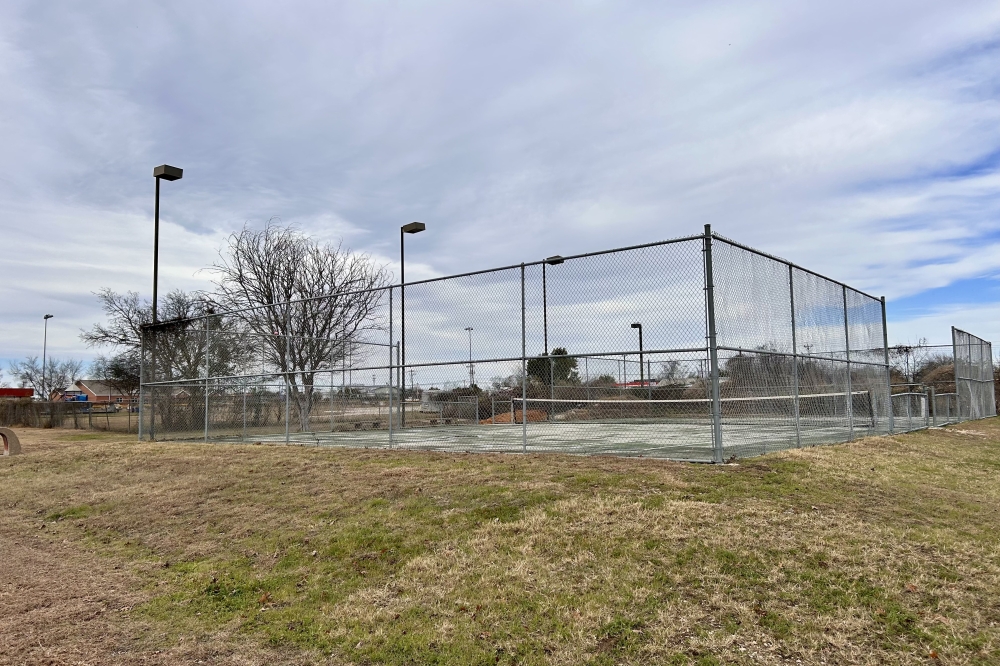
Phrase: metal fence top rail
[{"left": 141, "top": 228, "right": 883, "bottom": 330}]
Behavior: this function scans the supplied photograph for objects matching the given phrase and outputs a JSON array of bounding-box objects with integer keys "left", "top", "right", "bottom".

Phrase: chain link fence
[{"left": 138, "top": 226, "right": 995, "bottom": 461}]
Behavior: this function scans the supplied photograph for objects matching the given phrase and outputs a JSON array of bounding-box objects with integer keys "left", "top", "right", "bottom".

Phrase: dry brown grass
[{"left": 1, "top": 421, "right": 998, "bottom": 665}]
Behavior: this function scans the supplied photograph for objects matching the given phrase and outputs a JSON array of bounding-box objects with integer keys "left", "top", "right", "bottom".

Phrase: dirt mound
[{"left": 480, "top": 410, "right": 547, "bottom": 424}]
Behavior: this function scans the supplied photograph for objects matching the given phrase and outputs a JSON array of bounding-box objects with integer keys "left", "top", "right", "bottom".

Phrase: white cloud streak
[{"left": 1, "top": 0, "right": 999, "bottom": 363}]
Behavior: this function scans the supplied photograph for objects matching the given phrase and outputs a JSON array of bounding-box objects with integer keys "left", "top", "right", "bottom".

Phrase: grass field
[{"left": 1, "top": 421, "right": 998, "bottom": 665}]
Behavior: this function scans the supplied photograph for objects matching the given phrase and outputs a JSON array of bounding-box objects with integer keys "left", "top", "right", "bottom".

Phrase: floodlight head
[
  {"left": 153, "top": 164, "right": 183, "bottom": 181},
  {"left": 630, "top": 322, "right": 641, "bottom": 329},
  {"left": 43, "top": 314, "right": 54, "bottom": 320},
  {"left": 401, "top": 221, "right": 426, "bottom": 234},
  {"left": 465, "top": 326, "right": 473, "bottom": 332},
  {"left": 544, "top": 255, "right": 564, "bottom": 265}
]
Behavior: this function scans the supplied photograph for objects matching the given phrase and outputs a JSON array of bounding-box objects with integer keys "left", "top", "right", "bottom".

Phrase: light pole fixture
[
  {"left": 630, "top": 322, "right": 646, "bottom": 397},
  {"left": 542, "top": 255, "right": 564, "bottom": 356},
  {"left": 42, "top": 314, "right": 53, "bottom": 401},
  {"left": 465, "top": 326, "right": 475, "bottom": 388},
  {"left": 400, "top": 221, "right": 426, "bottom": 427},
  {"left": 152, "top": 164, "right": 183, "bottom": 324}
]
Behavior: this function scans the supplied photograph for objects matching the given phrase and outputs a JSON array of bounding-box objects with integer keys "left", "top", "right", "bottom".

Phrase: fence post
[
  {"left": 285, "top": 317, "right": 291, "bottom": 444},
  {"left": 842, "top": 286, "right": 853, "bottom": 440},
  {"left": 149, "top": 325, "right": 157, "bottom": 441},
  {"left": 388, "top": 286, "right": 393, "bottom": 447},
  {"left": 242, "top": 388, "right": 247, "bottom": 441},
  {"left": 951, "top": 326, "right": 960, "bottom": 420},
  {"left": 788, "top": 265, "right": 801, "bottom": 447},
  {"left": 204, "top": 317, "right": 210, "bottom": 443},
  {"left": 396, "top": 342, "right": 401, "bottom": 433},
  {"left": 521, "top": 263, "right": 528, "bottom": 453},
  {"left": 138, "top": 330, "right": 145, "bottom": 441},
  {"left": 703, "top": 225, "right": 724, "bottom": 463},
  {"left": 928, "top": 386, "right": 937, "bottom": 427},
  {"left": 881, "top": 297, "right": 893, "bottom": 434}
]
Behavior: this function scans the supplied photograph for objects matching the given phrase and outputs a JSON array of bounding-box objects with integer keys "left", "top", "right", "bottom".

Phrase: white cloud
[{"left": 1, "top": 0, "right": 999, "bottom": 364}]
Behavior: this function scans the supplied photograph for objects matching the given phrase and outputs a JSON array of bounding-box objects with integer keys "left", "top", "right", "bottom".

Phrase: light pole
[
  {"left": 465, "top": 327, "right": 475, "bottom": 387},
  {"left": 149, "top": 164, "right": 182, "bottom": 442},
  {"left": 630, "top": 322, "right": 646, "bottom": 398},
  {"left": 152, "top": 165, "right": 183, "bottom": 324},
  {"left": 400, "top": 221, "right": 426, "bottom": 427},
  {"left": 42, "top": 314, "right": 53, "bottom": 400}
]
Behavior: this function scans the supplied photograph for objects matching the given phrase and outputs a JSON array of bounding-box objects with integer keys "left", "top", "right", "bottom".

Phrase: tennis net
[{"left": 508, "top": 390, "right": 876, "bottom": 428}]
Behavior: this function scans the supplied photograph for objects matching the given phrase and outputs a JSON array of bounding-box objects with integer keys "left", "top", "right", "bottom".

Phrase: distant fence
[
  {"left": 0, "top": 400, "right": 137, "bottom": 433},
  {"left": 138, "top": 226, "right": 996, "bottom": 461}
]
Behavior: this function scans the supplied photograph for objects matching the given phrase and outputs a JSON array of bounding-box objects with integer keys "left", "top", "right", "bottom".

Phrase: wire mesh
[
  {"left": 138, "top": 229, "right": 993, "bottom": 460},
  {"left": 953, "top": 328, "right": 997, "bottom": 421}
]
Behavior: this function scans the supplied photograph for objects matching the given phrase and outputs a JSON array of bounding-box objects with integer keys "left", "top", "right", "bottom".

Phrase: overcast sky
[{"left": 1, "top": 0, "right": 999, "bottom": 375}]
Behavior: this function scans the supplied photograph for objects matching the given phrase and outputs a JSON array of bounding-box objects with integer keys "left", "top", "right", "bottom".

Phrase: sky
[{"left": 1, "top": 0, "right": 999, "bottom": 380}]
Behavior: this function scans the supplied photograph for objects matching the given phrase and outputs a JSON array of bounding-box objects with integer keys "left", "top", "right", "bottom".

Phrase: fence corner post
[
  {"left": 521, "top": 262, "right": 528, "bottom": 453},
  {"left": 881, "top": 296, "right": 893, "bottom": 434},
  {"left": 703, "top": 224, "right": 724, "bottom": 463}
]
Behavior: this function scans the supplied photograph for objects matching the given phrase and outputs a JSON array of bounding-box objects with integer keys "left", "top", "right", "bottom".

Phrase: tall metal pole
[
  {"left": 703, "top": 224, "right": 724, "bottom": 463},
  {"left": 521, "top": 263, "right": 527, "bottom": 453},
  {"left": 789, "top": 266, "right": 801, "bottom": 447},
  {"left": 153, "top": 177, "right": 160, "bottom": 324},
  {"left": 843, "top": 286, "right": 853, "bottom": 440},
  {"left": 882, "top": 297, "right": 893, "bottom": 433}
]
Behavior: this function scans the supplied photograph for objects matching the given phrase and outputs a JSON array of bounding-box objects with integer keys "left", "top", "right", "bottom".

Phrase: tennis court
[{"left": 139, "top": 228, "right": 996, "bottom": 461}]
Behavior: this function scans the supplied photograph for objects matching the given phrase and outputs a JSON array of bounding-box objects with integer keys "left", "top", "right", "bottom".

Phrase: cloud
[{"left": 1, "top": 0, "right": 999, "bottom": 365}]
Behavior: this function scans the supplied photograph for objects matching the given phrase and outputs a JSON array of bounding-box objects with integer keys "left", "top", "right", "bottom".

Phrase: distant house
[
  {"left": 50, "top": 385, "right": 85, "bottom": 402},
  {"left": 72, "top": 380, "right": 136, "bottom": 406}
]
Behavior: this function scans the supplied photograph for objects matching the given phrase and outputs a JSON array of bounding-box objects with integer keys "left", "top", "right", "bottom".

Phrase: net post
[
  {"left": 842, "top": 286, "right": 853, "bottom": 440},
  {"left": 703, "top": 225, "right": 724, "bottom": 463},
  {"left": 881, "top": 297, "right": 893, "bottom": 434},
  {"left": 521, "top": 263, "right": 528, "bottom": 453},
  {"left": 788, "top": 265, "right": 801, "bottom": 448}
]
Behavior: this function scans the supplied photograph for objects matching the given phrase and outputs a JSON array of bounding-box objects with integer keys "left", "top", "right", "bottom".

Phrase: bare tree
[
  {"left": 83, "top": 288, "right": 248, "bottom": 430},
  {"left": 8, "top": 357, "right": 84, "bottom": 400},
  {"left": 209, "top": 222, "right": 390, "bottom": 432}
]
